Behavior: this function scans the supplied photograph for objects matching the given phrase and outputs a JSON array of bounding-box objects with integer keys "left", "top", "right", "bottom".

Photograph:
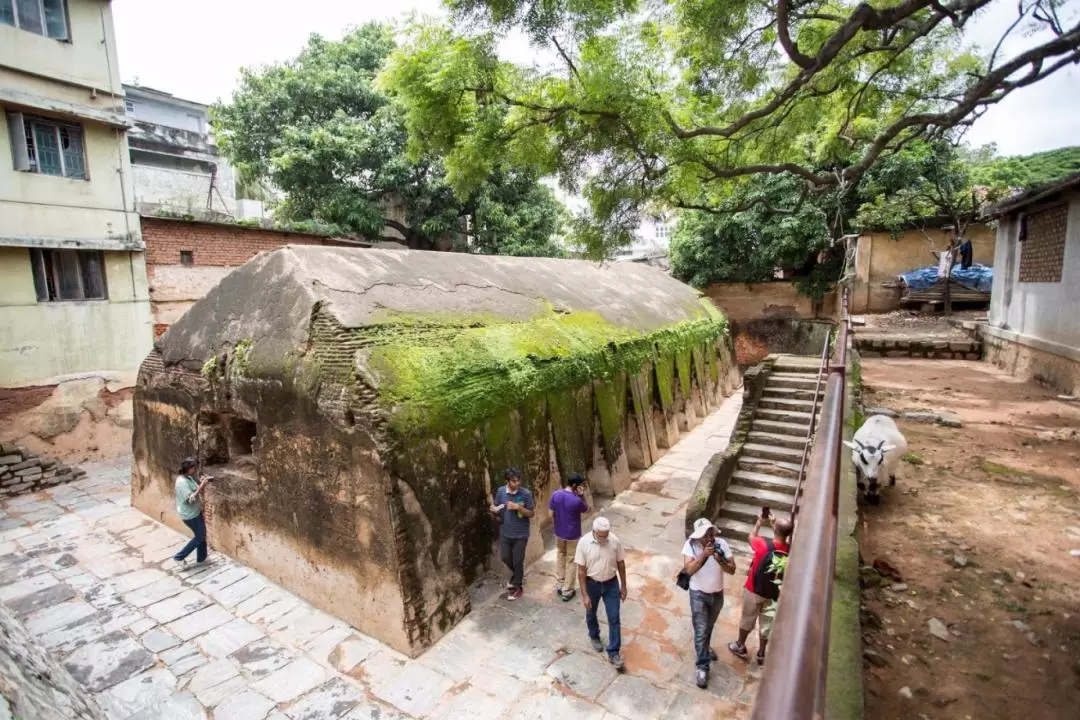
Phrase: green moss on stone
[
  {"left": 654, "top": 353, "right": 676, "bottom": 411},
  {"left": 361, "top": 299, "right": 726, "bottom": 436},
  {"left": 594, "top": 374, "right": 627, "bottom": 466},
  {"left": 676, "top": 349, "right": 693, "bottom": 397},
  {"left": 547, "top": 387, "right": 592, "bottom": 480}
]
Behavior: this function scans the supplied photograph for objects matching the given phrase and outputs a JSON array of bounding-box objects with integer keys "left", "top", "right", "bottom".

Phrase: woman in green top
[{"left": 173, "top": 457, "right": 213, "bottom": 563}]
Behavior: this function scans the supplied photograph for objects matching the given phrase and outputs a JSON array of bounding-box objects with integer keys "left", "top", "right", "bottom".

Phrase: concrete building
[
  {"left": 850, "top": 224, "right": 996, "bottom": 313},
  {"left": 613, "top": 214, "right": 674, "bottom": 267},
  {"left": 1, "top": 0, "right": 151, "bottom": 449},
  {"left": 133, "top": 246, "right": 736, "bottom": 656},
  {"left": 985, "top": 174, "right": 1080, "bottom": 394},
  {"left": 123, "top": 84, "right": 238, "bottom": 217}
]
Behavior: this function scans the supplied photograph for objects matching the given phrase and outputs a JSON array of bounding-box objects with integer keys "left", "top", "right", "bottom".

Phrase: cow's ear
[
  {"left": 843, "top": 440, "right": 858, "bottom": 451},
  {"left": 882, "top": 444, "right": 897, "bottom": 453}
]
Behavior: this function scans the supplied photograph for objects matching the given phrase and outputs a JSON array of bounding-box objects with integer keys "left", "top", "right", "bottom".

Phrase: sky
[{"left": 112, "top": 0, "right": 1079, "bottom": 158}]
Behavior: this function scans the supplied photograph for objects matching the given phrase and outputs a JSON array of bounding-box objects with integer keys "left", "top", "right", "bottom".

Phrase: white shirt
[
  {"left": 682, "top": 537, "right": 732, "bottom": 594},
  {"left": 574, "top": 531, "right": 626, "bottom": 582}
]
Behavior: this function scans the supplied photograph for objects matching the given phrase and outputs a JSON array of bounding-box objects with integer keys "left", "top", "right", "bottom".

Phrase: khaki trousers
[{"left": 555, "top": 537, "right": 579, "bottom": 592}]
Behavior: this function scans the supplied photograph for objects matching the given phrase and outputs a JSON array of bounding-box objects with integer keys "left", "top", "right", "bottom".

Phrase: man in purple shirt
[{"left": 549, "top": 472, "right": 590, "bottom": 601}]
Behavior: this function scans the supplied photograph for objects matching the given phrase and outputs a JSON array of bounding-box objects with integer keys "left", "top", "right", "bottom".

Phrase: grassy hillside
[{"left": 972, "top": 146, "right": 1080, "bottom": 190}]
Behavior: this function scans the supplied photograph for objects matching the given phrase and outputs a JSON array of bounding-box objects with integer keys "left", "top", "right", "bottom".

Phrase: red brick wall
[{"left": 142, "top": 217, "right": 356, "bottom": 267}]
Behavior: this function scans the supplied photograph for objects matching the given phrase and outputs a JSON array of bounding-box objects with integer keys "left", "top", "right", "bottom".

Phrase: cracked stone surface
[{"left": 0, "top": 396, "right": 756, "bottom": 719}]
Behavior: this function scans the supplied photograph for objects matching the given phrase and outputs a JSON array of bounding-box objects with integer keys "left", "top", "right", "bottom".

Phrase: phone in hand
[{"left": 761, "top": 506, "right": 771, "bottom": 519}]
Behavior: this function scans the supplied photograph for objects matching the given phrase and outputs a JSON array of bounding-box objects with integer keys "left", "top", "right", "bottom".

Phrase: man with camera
[
  {"left": 682, "top": 517, "right": 736, "bottom": 689},
  {"left": 173, "top": 457, "right": 213, "bottom": 564}
]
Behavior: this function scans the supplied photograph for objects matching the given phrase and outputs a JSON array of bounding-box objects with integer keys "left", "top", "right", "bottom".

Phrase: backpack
[{"left": 750, "top": 538, "right": 787, "bottom": 601}]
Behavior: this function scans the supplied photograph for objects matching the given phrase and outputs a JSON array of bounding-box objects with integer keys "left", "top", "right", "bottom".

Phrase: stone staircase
[{"left": 716, "top": 356, "right": 823, "bottom": 555}]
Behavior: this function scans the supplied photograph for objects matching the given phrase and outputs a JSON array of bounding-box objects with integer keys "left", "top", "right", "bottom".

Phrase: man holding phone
[
  {"left": 173, "top": 457, "right": 213, "bottom": 564},
  {"left": 682, "top": 518, "right": 736, "bottom": 689},
  {"left": 549, "top": 472, "right": 589, "bottom": 602},
  {"left": 490, "top": 467, "right": 535, "bottom": 601}
]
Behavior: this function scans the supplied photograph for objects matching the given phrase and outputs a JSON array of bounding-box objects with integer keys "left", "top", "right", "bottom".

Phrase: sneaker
[
  {"left": 590, "top": 637, "right": 604, "bottom": 652},
  {"left": 696, "top": 668, "right": 708, "bottom": 688},
  {"left": 507, "top": 587, "right": 523, "bottom": 601},
  {"left": 609, "top": 653, "right": 625, "bottom": 671},
  {"left": 560, "top": 589, "right": 576, "bottom": 602},
  {"left": 506, "top": 581, "right": 515, "bottom": 590},
  {"left": 727, "top": 642, "right": 749, "bottom": 660},
  {"left": 708, "top": 648, "right": 718, "bottom": 662}
]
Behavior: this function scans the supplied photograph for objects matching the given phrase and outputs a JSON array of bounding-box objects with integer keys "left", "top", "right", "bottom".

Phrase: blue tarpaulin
[{"left": 899, "top": 263, "right": 993, "bottom": 294}]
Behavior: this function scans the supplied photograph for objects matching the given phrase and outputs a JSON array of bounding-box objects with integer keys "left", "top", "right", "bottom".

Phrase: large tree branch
[{"left": 777, "top": 0, "right": 815, "bottom": 69}]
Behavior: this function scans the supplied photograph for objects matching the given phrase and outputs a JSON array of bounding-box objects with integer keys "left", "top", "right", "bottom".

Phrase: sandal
[
  {"left": 727, "top": 642, "right": 749, "bottom": 660},
  {"left": 560, "top": 589, "right": 576, "bottom": 602}
]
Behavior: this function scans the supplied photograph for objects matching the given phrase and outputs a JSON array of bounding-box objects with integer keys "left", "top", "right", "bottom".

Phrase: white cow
[{"left": 844, "top": 415, "right": 908, "bottom": 505}]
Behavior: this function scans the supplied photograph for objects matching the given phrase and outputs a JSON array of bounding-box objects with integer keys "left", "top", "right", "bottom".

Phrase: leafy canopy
[
  {"left": 382, "top": 0, "right": 1080, "bottom": 257},
  {"left": 212, "top": 22, "right": 565, "bottom": 256}
]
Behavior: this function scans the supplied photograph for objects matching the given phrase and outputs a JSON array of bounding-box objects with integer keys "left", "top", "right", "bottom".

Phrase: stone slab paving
[{"left": 0, "top": 394, "right": 759, "bottom": 719}]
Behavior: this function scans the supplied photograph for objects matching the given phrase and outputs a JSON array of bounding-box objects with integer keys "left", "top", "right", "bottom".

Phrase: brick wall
[
  {"left": 1018, "top": 204, "right": 1067, "bottom": 283},
  {"left": 142, "top": 217, "right": 365, "bottom": 335},
  {"left": 142, "top": 217, "right": 356, "bottom": 267}
]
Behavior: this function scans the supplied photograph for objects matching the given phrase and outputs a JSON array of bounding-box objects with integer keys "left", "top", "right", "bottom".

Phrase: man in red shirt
[{"left": 728, "top": 514, "right": 793, "bottom": 665}]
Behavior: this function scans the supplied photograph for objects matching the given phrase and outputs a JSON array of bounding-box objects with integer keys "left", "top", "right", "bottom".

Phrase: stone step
[
  {"left": 726, "top": 537, "right": 753, "bottom": 555},
  {"left": 731, "top": 470, "right": 799, "bottom": 493},
  {"left": 742, "top": 442, "right": 805, "bottom": 463},
  {"left": 718, "top": 500, "right": 794, "bottom": 526},
  {"left": 716, "top": 517, "right": 775, "bottom": 542},
  {"left": 739, "top": 456, "right": 801, "bottom": 480},
  {"left": 727, "top": 483, "right": 798, "bottom": 509},
  {"left": 752, "top": 419, "right": 812, "bottom": 436},
  {"left": 761, "top": 386, "right": 823, "bottom": 400},
  {"left": 747, "top": 431, "right": 808, "bottom": 451},
  {"left": 772, "top": 356, "right": 825, "bottom": 373},
  {"left": 758, "top": 396, "right": 818, "bottom": 412},
  {"left": 756, "top": 407, "right": 814, "bottom": 423}
]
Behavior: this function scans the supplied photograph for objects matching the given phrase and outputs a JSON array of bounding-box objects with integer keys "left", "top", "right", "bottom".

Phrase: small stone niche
[{"left": 198, "top": 412, "right": 257, "bottom": 467}]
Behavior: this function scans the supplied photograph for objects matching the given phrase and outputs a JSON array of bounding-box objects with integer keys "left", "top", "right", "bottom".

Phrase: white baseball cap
[
  {"left": 592, "top": 516, "right": 611, "bottom": 532},
  {"left": 689, "top": 518, "right": 715, "bottom": 540}
]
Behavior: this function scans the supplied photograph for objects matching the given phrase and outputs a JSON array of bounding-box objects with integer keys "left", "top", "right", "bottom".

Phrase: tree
[
  {"left": 212, "top": 23, "right": 566, "bottom": 256},
  {"left": 382, "top": 1, "right": 1080, "bottom": 257},
  {"left": 669, "top": 174, "right": 832, "bottom": 289}
]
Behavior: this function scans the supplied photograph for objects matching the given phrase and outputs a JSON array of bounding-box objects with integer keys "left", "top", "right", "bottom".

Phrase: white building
[
  {"left": 612, "top": 214, "right": 673, "bottom": 267},
  {"left": 985, "top": 173, "right": 1080, "bottom": 394},
  {"left": 123, "top": 84, "right": 261, "bottom": 218}
]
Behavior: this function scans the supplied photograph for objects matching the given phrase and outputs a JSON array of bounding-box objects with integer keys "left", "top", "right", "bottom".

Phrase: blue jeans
[
  {"left": 585, "top": 577, "right": 621, "bottom": 656},
  {"left": 174, "top": 513, "right": 207, "bottom": 562},
  {"left": 690, "top": 589, "right": 724, "bottom": 670}
]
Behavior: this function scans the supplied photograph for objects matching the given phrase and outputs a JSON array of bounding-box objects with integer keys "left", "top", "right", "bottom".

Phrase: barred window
[{"left": 29, "top": 249, "right": 108, "bottom": 302}]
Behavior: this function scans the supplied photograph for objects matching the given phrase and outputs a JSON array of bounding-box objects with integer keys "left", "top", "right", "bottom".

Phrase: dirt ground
[
  {"left": 857, "top": 358, "right": 1080, "bottom": 720},
  {"left": 855, "top": 309, "right": 987, "bottom": 339}
]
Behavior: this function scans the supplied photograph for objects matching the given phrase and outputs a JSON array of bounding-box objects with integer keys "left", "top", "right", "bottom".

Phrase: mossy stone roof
[{"left": 158, "top": 246, "right": 727, "bottom": 435}]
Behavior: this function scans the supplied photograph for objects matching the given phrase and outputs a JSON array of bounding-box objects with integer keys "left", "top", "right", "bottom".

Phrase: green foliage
[
  {"left": 969, "top": 145, "right": 1080, "bottom": 190},
  {"left": 213, "top": 23, "right": 565, "bottom": 256},
  {"left": 855, "top": 138, "right": 1005, "bottom": 236},
  {"left": 903, "top": 452, "right": 925, "bottom": 466},
  {"left": 668, "top": 175, "right": 832, "bottom": 291},
  {"left": 362, "top": 300, "right": 727, "bottom": 435},
  {"left": 378, "top": 2, "right": 1075, "bottom": 258}
]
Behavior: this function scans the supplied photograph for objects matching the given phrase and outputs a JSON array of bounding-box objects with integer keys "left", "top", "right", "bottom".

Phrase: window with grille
[
  {"left": 6, "top": 113, "right": 86, "bottom": 179},
  {"left": 29, "top": 249, "right": 108, "bottom": 301},
  {"left": 0, "top": 0, "right": 69, "bottom": 40},
  {"left": 1018, "top": 205, "right": 1067, "bottom": 283}
]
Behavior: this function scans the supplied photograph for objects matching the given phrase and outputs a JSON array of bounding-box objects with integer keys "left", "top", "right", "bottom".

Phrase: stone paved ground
[{"left": 0, "top": 394, "right": 757, "bottom": 720}]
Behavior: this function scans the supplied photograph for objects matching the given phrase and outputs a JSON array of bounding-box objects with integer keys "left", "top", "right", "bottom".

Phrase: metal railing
[
  {"left": 751, "top": 290, "right": 851, "bottom": 720},
  {"left": 789, "top": 329, "right": 831, "bottom": 518}
]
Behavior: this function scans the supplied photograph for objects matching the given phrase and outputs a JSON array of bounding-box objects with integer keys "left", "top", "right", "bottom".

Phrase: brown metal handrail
[
  {"left": 751, "top": 289, "right": 851, "bottom": 720},
  {"left": 789, "top": 328, "right": 832, "bottom": 518}
]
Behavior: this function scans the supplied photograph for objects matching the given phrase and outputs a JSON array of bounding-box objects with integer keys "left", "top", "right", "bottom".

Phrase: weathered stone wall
[
  {"left": 855, "top": 335, "right": 981, "bottom": 360},
  {"left": 0, "top": 443, "right": 85, "bottom": 497},
  {"left": 731, "top": 318, "right": 834, "bottom": 366},
  {"left": 982, "top": 328, "right": 1080, "bottom": 395},
  {"left": 0, "top": 604, "right": 108, "bottom": 720},
  {"left": 133, "top": 246, "right": 740, "bottom": 657},
  {"left": 705, "top": 281, "right": 838, "bottom": 322}
]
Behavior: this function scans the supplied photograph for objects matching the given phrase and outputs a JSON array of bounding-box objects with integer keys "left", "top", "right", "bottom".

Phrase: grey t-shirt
[{"left": 493, "top": 485, "right": 534, "bottom": 539}]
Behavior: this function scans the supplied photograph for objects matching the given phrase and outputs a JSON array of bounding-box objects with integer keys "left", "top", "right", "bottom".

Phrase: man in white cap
[
  {"left": 682, "top": 517, "right": 736, "bottom": 688},
  {"left": 574, "top": 516, "right": 627, "bottom": 670}
]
